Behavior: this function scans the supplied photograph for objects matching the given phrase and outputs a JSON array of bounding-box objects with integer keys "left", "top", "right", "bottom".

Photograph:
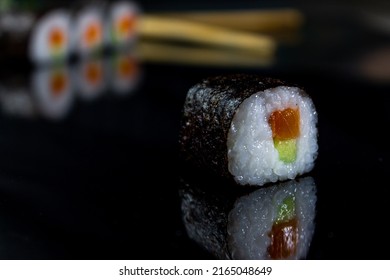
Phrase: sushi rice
[{"left": 227, "top": 86, "right": 318, "bottom": 186}]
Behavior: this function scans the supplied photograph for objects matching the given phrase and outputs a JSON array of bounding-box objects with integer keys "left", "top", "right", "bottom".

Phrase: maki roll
[
  {"left": 180, "top": 174, "right": 317, "bottom": 260},
  {"left": 29, "top": 9, "right": 71, "bottom": 64},
  {"left": 107, "top": 0, "right": 139, "bottom": 48},
  {"left": 109, "top": 49, "right": 141, "bottom": 95},
  {"left": 71, "top": 4, "right": 105, "bottom": 57},
  {"left": 0, "top": 6, "right": 71, "bottom": 64},
  {"left": 32, "top": 63, "right": 75, "bottom": 120},
  {"left": 180, "top": 74, "right": 318, "bottom": 186},
  {"left": 74, "top": 56, "right": 107, "bottom": 100}
]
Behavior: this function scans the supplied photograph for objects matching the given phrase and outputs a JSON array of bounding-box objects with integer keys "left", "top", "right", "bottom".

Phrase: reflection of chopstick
[
  {"left": 136, "top": 41, "right": 274, "bottom": 68},
  {"left": 138, "top": 16, "right": 276, "bottom": 56},
  {"left": 149, "top": 9, "right": 304, "bottom": 33}
]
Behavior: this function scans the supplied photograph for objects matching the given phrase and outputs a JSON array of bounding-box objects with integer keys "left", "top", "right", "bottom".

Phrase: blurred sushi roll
[
  {"left": 71, "top": 4, "right": 105, "bottom": 57},
  {"left": 109, "top": 48, "right": 141, "bottom": 96},
  {"left": 107, "top": 0, "right": 139, "bottom": 48},
  {"left": 180, "top": 175, "right": 317, "bottom": 260},
  {"left": 180, "top": 74, "right": 318, "bottom": 186},
  {"left": 74, "top": 56, "right": 107, "bottom": 101},
  {"left": 29, "top": 9, "right": 71, "bottom": 64},
  {"left": 0, "top": 7, "right": 71, "bottom": 65},
  {"left": 32, "top": 63, "right": 75, "bottom": 120},
  {"left": 0, "top": 81, "right": 37, "bottom": 119}
]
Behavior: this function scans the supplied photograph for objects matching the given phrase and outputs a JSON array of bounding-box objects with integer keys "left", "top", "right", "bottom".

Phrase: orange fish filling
[
  {"left": 267, "top": 218, "right": 298, "bottom": 259},
  {"left": 50, "top": 72, "right": 67, "bottom": 97},
  {"left": 85, "top": 62, "right": 102, "bottom": 86},
  {"left": 48, "top": 27, "right": 66, "bottom": 51},
  {"left": 118, "top": 57, "right": 136, "bottom": 78},
  {"left": 83, "top": 21, "right": 102, "bottom": 47},
  {"left": 116, "top": 14, "right": 136, "bottom": 38},
  {"left": 268, "top": 108, "right": 300, "bottom": 141}
]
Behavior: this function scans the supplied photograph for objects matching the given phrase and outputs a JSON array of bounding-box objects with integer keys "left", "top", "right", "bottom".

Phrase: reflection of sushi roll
[
  {"left": 180, "top": 175, "right": 316, "bottom": 260},
  {"left": 75, "top": 56, "right": 107, "bottom": 100},
  {"left": 228, "top": 177, "right": 316, "bottom": 259},
  {"left": 72, "top": 5, "right": 105, "bottom": 56},
  {"left": 180, "top": 74, "right": 318, "bottom": 186},
  {"left": 29, "top": 9, "right": 71, "bottom": 63},
  {"left": 0, "top": 83, "right": 37, "bottom": 119},
  {"left": 32, "top": 63, "right": 75, "bottom": 120},
  {"left": 107, "top": 1, "right": 139, "bottom": 48},
  {"left": 110, "top": 49, "right": 140, "bottom": 95}
]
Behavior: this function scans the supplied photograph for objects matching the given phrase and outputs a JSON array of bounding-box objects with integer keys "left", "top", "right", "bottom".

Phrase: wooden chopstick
[
  {"left": 138, "top": 15, "right": 276, "bottom": 56},
  {"left": 136, "top": 40, "right": 274, "bottom": 68},
  {"left": 149, "top": 8, "right": 304, "bottom": 33}
]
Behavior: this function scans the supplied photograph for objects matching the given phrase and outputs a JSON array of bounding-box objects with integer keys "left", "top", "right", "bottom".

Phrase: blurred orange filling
[
  {"left": 50, "top": 72, "right": 67, "bottom": 97},
  {"left": 267, "top": 218, "right": 298, "bottom": 259},
  {"left": 84, "top": 21, "right": 102, "bottom": 47},
  {"left": 118, "top": 57, "right": 136, "bottom": 78},
  {"left": 116, "top": 13, "right": 136, "bottom": 37},
  {"left": 85, "top": 62, "right": 102, "bottom": 86},
  {"left": 268, "top": 108, "right": 300, "bottom": 140},
  {"left": 48, "top": 27, "right": 66, "bottom": 50}
]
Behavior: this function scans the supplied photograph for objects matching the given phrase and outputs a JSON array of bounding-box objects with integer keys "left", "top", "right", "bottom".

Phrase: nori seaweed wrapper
[
  {"left": 179, "top": 74, "right": 291, "bottom": 180},
  {"left": 179, "top": 169, "right": 247, "bottom": 259},
  {"left": 180, "top": 180, "right": 232, "bottom": 259}
]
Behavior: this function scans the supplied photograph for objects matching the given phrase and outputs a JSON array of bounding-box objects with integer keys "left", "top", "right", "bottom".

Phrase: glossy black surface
[{"left": 1, "top": 1, "right": 390, "bottom": 260}]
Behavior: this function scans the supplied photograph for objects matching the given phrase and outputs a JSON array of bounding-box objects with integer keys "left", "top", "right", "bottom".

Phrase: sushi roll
[
  {"left": 109, "top": 48, "right": 141, "bottom": 96},
  {"left": 32, "top": 63, "right": 75, "bottom": 120},
  {"left": 74, "top": 56, "right": 107, "bottom": 101},
  {"left": 71, "top": 4, "right": 105, "bottom": 57},
  {"left": 0, "top": 6, "right": 71, "bottom": 64},
  {"left": 29, "top": 9, "right": 71, "bottom": 64},
  {"left": 180, "top": 74, "right": 318, "bottom": 186},
  {"left": 107, "top": 0, "right": 139, "bottom": 48},
  {"left": 180, "top": 174, "right": 317, "bottom": 260}
]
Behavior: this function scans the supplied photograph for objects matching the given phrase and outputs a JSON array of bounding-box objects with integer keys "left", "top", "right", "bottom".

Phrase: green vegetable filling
[
  {"left": 274, "top": 139, "right": 297, "bottom": 163},
  {"left": 276, "top": 196, "right": 296, "bottom": 224}
]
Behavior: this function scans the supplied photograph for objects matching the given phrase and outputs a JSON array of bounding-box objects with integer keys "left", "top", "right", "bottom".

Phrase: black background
[{"left": 0, "top": 0, "right": 389, "bottom": 259}]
